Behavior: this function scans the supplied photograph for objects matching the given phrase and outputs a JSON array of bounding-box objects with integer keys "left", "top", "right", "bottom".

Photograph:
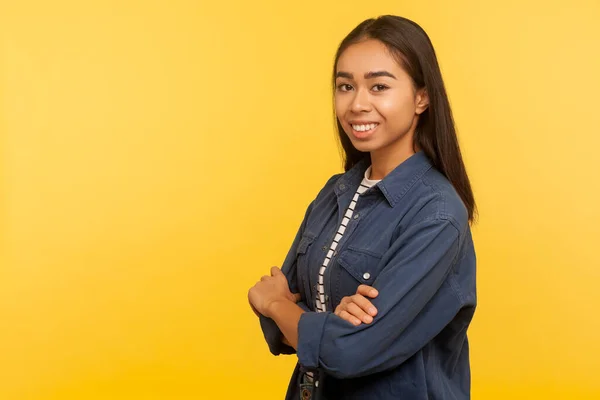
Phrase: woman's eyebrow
[
  {"left": 336, "top": 71, "right": 354, "bottom": 79},
  {"left": 335, "top": 70, "right": 397, "bottom": 80},
  {"left": 365, "top": 70, "right": 397, "bottom": 79}
]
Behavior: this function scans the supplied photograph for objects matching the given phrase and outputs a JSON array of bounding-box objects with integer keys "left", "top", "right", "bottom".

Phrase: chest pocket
[
  {"left": 332, "top": 247, "right": 383, "bottom": 307},
  {"left": 295, "top": 234, "right": 316, "bottom": 309}
]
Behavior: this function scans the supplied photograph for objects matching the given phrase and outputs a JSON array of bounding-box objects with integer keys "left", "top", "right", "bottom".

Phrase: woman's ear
[{"left": 415, "top": 88, "right": 429, "bottom": 115}]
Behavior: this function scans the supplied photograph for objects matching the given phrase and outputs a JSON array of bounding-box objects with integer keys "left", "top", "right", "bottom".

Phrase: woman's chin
[{"left": 349, "top": 138, "right": 379, "bottom": 153}]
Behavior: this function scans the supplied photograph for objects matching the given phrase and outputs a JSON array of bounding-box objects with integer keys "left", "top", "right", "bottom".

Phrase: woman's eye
[
  {"left": 372, "top": 84, "right": 389, "bottom": 92},
  {"left": 337, "top": 84, "right": 353, "bottom": 92}
]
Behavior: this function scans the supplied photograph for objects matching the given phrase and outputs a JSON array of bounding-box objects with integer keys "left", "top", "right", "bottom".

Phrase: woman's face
[{"left": 334, "top": 39, "right": 428, "bottom": 156}]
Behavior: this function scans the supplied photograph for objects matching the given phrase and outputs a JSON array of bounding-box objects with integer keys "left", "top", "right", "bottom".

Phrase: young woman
[{"left": 248, "top": 15, "right": 477, "bottom": 400}]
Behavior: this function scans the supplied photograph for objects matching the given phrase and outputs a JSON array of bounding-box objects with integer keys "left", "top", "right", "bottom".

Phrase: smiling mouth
[{"left": 351, "top": 123, "right": 379, "bottom": 132}]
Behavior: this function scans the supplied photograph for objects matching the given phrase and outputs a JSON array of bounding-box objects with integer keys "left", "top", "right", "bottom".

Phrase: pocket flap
[
  {"left": 337, "top": 248, "right": 382, "bottom": 284},
  {"left": 297, "top": 235, "right": 315, "bottom": 255}
]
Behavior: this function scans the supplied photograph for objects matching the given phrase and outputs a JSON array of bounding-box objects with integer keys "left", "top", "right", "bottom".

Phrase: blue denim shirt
[{"left": 259, "top": 151, "right": 477, "bottom": 399}]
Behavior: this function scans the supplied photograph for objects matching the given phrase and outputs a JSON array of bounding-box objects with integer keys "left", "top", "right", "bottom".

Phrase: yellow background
[{"left": 2, "top": 0, "right": 599, "bottom": 399}]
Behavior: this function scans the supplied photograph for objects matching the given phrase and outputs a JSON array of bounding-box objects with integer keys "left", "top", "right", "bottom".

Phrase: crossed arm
[
  {"left": 248, "top": 218, "right": 466, "bottom": 379},
  {"left": 248, "top": 267, "right": 378, "bottom": 349}
]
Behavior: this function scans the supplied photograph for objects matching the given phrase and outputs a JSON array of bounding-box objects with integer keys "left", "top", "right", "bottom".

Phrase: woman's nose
[{"left": 350, "top": 88, "right": 372, "bottom": 113}]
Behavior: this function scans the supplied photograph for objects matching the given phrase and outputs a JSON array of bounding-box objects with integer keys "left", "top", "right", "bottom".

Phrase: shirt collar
[{"left": 335, "top": 151, "right": 433, "bottom": 207}]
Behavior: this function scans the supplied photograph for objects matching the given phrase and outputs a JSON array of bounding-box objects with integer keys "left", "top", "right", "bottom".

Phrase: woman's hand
[
  {"left": 248, "top": 267, "right": 299, "bottom": 318},
  {"left": 335, "top": 284, "right": 379, "bottom": 326}
]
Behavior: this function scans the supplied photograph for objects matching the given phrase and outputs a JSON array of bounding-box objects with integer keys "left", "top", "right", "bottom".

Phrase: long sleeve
[
  {"left": 258, "top": 201, "right": 314, "bottom": 356},
  {"left": 296, "top": 217, "right": 469, "bottom": 378}
]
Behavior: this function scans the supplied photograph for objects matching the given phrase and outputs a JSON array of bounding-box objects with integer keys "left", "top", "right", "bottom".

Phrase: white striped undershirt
[
  {"left": 315, "top": 166, "right": 381, "bottom": 313},
  {"left": 303, "top": 167, "right": 380, "bottom": 385}
]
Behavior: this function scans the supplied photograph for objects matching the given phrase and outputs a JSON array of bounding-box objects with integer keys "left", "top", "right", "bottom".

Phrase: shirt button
[
  {"left": 322, "top": 245, "right": 328, "bottom": 251},
  {"left": 363, "top": 272, "right": 371, "bottom": 280},
  {"left": 353, "top": 213, "right": 359, "bottom": 220},
  {"left": 339, "top": 183, "right": 346, "bottom": 190}
]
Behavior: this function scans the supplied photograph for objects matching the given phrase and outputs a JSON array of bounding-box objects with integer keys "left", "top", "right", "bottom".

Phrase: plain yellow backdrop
[{"left": 1, "top": 0, "right": 599, "bottom": 399}]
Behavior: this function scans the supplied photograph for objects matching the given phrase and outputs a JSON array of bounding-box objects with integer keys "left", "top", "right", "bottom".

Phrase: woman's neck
[{"left": 369, "top": 139, "right": 419, "bottom": 180}]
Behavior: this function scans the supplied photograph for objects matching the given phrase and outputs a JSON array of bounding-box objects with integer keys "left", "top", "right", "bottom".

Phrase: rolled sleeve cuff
[
  {"left": 259, "top": 315, "right": 291, "bottom": 355},
  {"left": 259, "top": 302, "right": 312, "bottom": 356},
  {"left": 297, "top": 311, "right": 329, "bottom": 369}
]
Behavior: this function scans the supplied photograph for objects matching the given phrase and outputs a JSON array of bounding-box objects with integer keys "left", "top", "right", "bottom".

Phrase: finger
[
  {"left": 357, "top": 284, "right": 379, "bottom": 298},
  {"left": 260, "top": 275, "right": 270, "bottom": 282},
  {"left": 351, "top": 294, "right": 378, "bottom": 317},
  {"left": 270, "top": 266, "right": 283, "bottom": 276},
  {"left": 335, "top": 296, "right": 350, "bottom": 313},
  {"left": 338, "top": 310, "right": 361, "bottom": 326},
  {"left": 346, "top": 301, "right": 373, "bottom": 324},
  {"left": 292, "top": 293, "right": 302, "bottom": 303}
]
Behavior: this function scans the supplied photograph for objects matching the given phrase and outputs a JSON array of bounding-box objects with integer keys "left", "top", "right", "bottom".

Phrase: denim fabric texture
[{"left": 259, "top": 151, "right": 477, "bottom": 399}]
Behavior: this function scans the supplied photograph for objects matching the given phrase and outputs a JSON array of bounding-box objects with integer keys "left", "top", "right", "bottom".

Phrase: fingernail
[
  {"left": 364, "top": 315, "right": 373, "bottom": 323},
  {"left": 369, "top": 307, "right": 377, "bottom": 315},
  {"left": 371, "top": 290, "right": 378, "bottom": 296}
]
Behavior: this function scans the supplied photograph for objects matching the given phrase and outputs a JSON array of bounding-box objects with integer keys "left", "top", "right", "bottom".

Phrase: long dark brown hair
[{"left": 333, "top": 15, "right": 477, "bottom": 223}]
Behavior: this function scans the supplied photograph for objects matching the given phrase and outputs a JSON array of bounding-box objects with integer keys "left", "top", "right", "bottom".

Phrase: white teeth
[{"left": 352, "top": 123, "right": 378, "bottom": 132}]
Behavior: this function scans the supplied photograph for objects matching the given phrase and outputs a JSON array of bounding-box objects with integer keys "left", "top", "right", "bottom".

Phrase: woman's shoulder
[
  {"left": 324, "top": 171, "right": 345, "bottom": 188},
  {"left": 313, "top": 172, "right": 345, "bottom": 199},
  {"left": 317, "top": 159, "right": 369, "bottom": 197},
  {"left": 415, "top": 168, "right": 469, "bottom": 232}
]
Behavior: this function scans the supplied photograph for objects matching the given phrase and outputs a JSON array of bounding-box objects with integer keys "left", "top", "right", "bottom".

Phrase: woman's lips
[{"left": 349, "top": 122, "right": 379, "bottom": 139}]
